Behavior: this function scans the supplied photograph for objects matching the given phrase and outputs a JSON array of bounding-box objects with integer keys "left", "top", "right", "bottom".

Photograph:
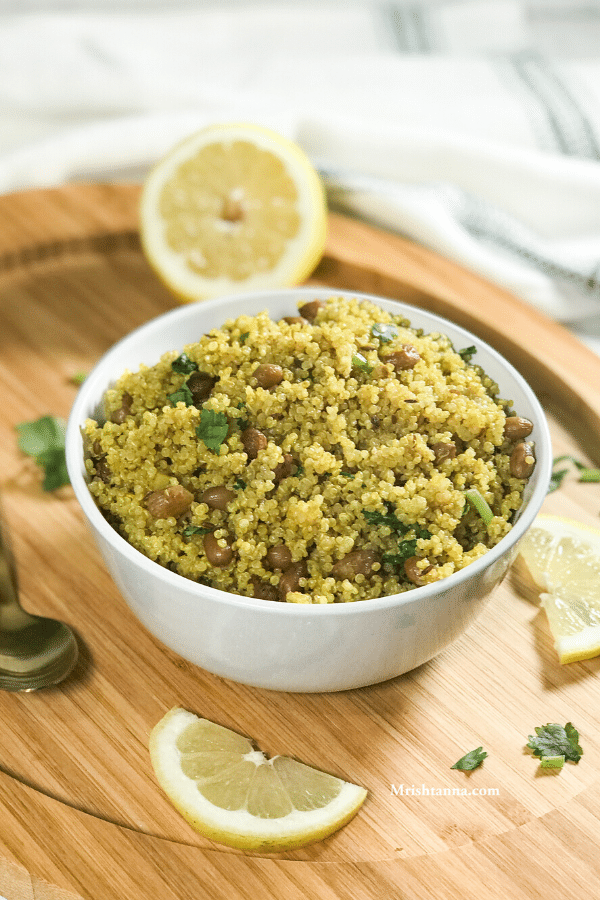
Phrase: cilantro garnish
[
  {"left": 458, "top": 345, "right": 477, "bottom": 363},
  {"left": 540, "top": 755, "right": 565, "bottom": 769},
  {"left": 548, "top": 455, "right": 600, "bottom": 493},
  {"left": 579, "top": 468, "right": 600, "bottom": 482},
  {"left": 364, "top": 504, "right": 431, "bottom": 570},
  {"left": 352, "top": 353, "right": 374, "bottom": 374},
  {"left": 182, "top": 524, "right": 214, "bottom": 537},
  {"left": 16, "top": 415, "right": 69, "bottom": 491},
  {"left": 70, "top": 372, "right": 87, "bottom": 385},
  {"left": 463, "top": 488, "right": 494, "bottom": 526},
  {"left": 239, "top": 332, "right": 250, "bottom": 345},
  {"left": 168, "top": 382, "right": 194, "bottom": 407},
  {"left": 381, "top": 529, "right": 430, "bottom": 570},
  {"left": 526, "top": 723, "right": 582, "bottom": 764},
  {"left": 235, "top": 401, "right": 249, "bottom": 431},
  {"left": 196, "top": 409, "right": 229, "bottom": 453},
  {"left": 371, "top": 323, "right": 398, "bottom": 344},
  {"left": 451, "top": 747, "right": 487, "bottom": 771},
  {"left": 363, "top": 503, "right": 402, "bottom": 530},
  {"left": 548, "top": 465, "right": 570, "bottom": 493},
  {"left": 234, "top": 477, "right": 246, "bottom": 490},
  {"left": 172, "top": 353, "right": 198, "bottom": 375}
]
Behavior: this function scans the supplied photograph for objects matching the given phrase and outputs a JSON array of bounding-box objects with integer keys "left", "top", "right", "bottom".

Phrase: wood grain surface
[{"left": 0, "top": 184, "right": 599, "bottom": 900}]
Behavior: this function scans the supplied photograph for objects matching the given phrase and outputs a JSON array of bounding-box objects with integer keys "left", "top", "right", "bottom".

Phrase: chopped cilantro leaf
[
  {"left": 451, "top": 747, "right": 487, "bottom": 771},
  {"left": 365, "top": 504, "right": 430, "bottom": 571},
  {"left": 168, "top": 382, "right": 194, "bottom": 407},
  {"left": 182, "top": 524, "right": 214, "bottom": 537},
  {"left": 235, "top": 400, "right": 249, "bottom": 431},
  {"left": 234, "top": 478, "right": 246, "bottom": 490},
  {"left": 172, "top": 353, "right": 198, "bottom": 375},
  {"left": 548, "top": 466, "right": 570, "bottom": 493},
  {"left": 363, "top": 502, "right": 402, "bottom": 530},
  {"left": 239, "top": 332, "right": 250, "bottom": 345},
  {"left": 16, "top": 415, "right": 69, "bottom": 490},
  {"left": 37, "top": 448, "right": 70, "bottom": 491},
  {"left": 382, "top": 540, "right": 419, "bottom": 569},
  {"left": 553, "top": 454, "right": 587, "bottom": 471},
  {"left": 352, "top": 353, "right": 374, "bottom": 374},
  {"left": 548, "top": 455, "right": 600, "bottom": 492},
  {"left": 364, "top": 503, "right": 429, "bottom": 536},
  {"left": 371, "top": 323, "right": 398, "bottom": 344},
  {"left": 526, "top": 722, "right": 582, "bottom": 763},
  {"left": 196, "top": 409, "right": 229, "bottom": 453},
  {"left": 458, "top": 345, "right": 477, "bottom": 363},
  {"left": 70, "top": 372, "right": 87, "bottom": 385}
]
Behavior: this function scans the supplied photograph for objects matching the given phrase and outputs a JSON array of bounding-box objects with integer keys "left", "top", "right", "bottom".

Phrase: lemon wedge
[
  {"left": 518, "top": 514, "right": 600, "bottom": 663},
  {"left": 139, "top": 123, "right": 327, "bottom": 302},
  {"left": 149, "top": 708, "right": 367, "bottom": 851}
]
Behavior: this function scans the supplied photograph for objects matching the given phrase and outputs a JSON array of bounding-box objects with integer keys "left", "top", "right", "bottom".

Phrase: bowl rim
[{"left": 66, "top": 286, "right": 553, "bottom": 617}]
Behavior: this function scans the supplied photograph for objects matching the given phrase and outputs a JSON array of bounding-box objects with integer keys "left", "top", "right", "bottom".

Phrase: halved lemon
[
  {"left": 139, "top": 123, "right": 327, "bottom": 302},
  {"left": 149, "top": 707, "right": 367, "bottom": 851},
  {"left": 518, "top": 514, "right": 600, "bottom": 664}
]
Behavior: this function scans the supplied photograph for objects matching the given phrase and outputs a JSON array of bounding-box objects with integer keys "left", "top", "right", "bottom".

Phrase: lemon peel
[
  {"left": 149, "top": 707, "right": 367, "bottom": 851},
  {"left": 518, "top": 514, "right": 600, "bottom": 664},
  {"left": 139, "top": 123, "right": 327, "bottom": 302}
]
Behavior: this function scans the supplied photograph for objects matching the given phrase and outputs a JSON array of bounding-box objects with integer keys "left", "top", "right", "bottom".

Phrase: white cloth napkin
[{"left": 0, "top": 0, "right": 599, "bottom": 351}]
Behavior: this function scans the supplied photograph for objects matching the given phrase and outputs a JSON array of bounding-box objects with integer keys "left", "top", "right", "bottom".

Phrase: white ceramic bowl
[{"left": 66, "top": 288, "right": 552, "bottom": 692}]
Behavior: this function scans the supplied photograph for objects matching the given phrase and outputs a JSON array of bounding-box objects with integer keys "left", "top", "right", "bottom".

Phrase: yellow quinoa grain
[{"left": 84, "top": 296, "right": 533, "bottom": 603}]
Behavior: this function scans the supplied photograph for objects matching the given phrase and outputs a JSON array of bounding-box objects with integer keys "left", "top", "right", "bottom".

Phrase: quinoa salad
[{"left": 83, "top": 295, "right": 536, "bottom": 604}]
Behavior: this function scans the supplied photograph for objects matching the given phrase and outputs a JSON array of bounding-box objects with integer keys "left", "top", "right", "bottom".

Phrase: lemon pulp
[
  {"left": 518, "top": 514, "right": 600, "bottom": 663},
  {"left": 149, "top": 708, "right": 367, "bottom": 851},
  {"left": 140, "top": 123, "right": 327, "bottom": 302}
]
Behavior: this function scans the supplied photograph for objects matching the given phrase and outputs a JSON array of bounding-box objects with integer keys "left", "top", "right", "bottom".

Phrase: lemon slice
[
  {"left": 139, "top": 123, "right": 327, "bottom": 302},
  {"left": 149, "top": 708, "right": 367, "bottom": 851},
  {"left": 518, "top": 514, "right": 600, "bottom": 663}
]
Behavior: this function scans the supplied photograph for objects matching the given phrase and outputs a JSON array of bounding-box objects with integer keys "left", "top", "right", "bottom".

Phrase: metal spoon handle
[{"left": 0, "top": 500, "right": 29, "bottom": 629}]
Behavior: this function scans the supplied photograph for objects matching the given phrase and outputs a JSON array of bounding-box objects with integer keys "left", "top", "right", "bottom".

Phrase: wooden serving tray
[{"left": 1, "top": 184, "right": 600, "bottom": 900}]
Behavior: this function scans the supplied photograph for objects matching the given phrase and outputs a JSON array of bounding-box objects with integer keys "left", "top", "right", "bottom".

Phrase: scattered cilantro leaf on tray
[
  {"left": 15, "top": 415, "right": 69, "bottom": 491},
  {"left": 548, "top": 455, "right": 600, "bottom": 492},
  {"left": 196, "top": 409, "right": 229, "bottom": 453},
  {"left": 70, "top": 372, "right": 87, "bottom": 385},
  {"left": 548, "top": 465, "right": 570, "bottom": 493},
  {"left": 579, "top": 469, "right": 600, "bottom": 482},
  {"left": 451, "top": 747, "right": 487, "bottom": 771},
  {"left": 540, "top": 755, "right": 565, "bottom": 769},
  {"left": 526, "top": 723, "right": 582, "bottom": 763}
]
